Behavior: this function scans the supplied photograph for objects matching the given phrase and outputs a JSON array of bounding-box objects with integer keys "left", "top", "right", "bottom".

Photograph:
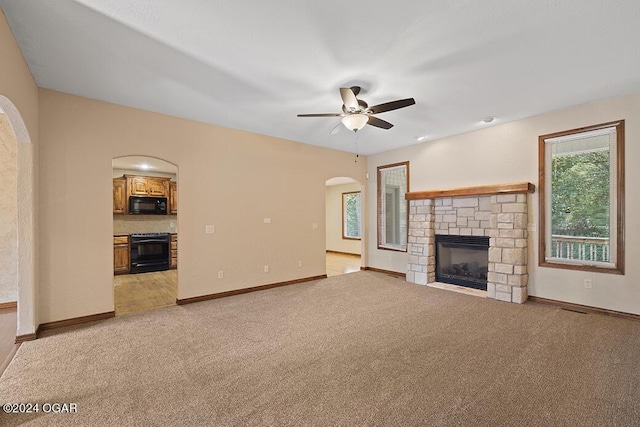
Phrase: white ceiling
[
  {"left": 326, "top": 177, "right": 358, "bottom": 187},
  {"left": 112, "top": 156, "right": 177, "bottom": 174},
  {"left": 2, "top": 0, "right": 639, "bottom": 155}
]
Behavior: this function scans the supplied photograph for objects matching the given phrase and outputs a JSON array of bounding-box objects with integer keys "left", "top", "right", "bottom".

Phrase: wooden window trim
[
  {"left": 342, "top": 191, "right": 361, "bottom": 241},
  {"left": 377, "top": 161, "right": 410, "bottom": 252},
  {"left": 538, "top": 120, "right": 625, "bottom": 275}
]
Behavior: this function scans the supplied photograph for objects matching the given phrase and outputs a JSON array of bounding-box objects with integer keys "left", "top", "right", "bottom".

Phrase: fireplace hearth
[{"left": 435, "top": 234, "right": 489, "bottom": 291}]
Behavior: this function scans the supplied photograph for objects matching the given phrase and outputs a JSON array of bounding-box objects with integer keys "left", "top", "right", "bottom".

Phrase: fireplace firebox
[{"left": 435, "top": 234, "right": 489, "bottom": 291}]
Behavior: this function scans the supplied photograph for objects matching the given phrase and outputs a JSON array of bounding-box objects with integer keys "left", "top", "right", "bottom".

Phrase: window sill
[{"left": 539, "top": 260, "right": 624, "bottom": 275}]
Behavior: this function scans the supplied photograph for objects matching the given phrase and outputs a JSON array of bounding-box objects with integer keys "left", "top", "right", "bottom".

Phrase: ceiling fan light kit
[
  {"left": 298, "top": 86, "right": 415, "bottom": 134},
  {"left": 342, "top": 114, "right": 369, "bottom": 132}
]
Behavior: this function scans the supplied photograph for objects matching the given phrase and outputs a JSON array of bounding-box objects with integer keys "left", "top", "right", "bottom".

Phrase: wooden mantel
[{"left": 406, "top": 182, "right": 535, "bottom": 200}]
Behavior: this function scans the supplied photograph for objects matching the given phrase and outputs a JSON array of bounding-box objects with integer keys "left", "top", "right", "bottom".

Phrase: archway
[
  {"left": 0, "top": 96, "right": 36, "bottom": 339},
  {"left": 112, "top": 155, "right": 178, "bottom": 315},
  {"left": 325, "top": 177, "right": 364, "bottom": 276}
]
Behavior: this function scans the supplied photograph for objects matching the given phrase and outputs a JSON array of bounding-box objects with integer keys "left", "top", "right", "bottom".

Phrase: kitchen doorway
[
  {"left": 325, "top": 177, "right": 363, "bottom": 276},
  {"left": 112, "top": 156, "right": 178, "bottom": 315}
]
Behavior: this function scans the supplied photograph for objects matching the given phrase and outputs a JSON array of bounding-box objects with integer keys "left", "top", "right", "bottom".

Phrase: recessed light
[{"left": 482, "top": 116, "right": 496, "bottom": 124}]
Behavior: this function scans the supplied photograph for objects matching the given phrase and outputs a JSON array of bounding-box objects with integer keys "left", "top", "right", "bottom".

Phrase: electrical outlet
[
  {"left": 312, "top": 223, "right": 318, "bottom": 229},
  {"left": 205, "top": 225, "right": 215, "bottom": 234},
  {"left": 218, "top": 270, "right": 224, "bottom": 279},
  {"left": 264, "top": 265, "right": 269, "bottom": 273},
  {"left": 298, "top": 260, "right": 303, "bottom": 268},
  {"left": 584, "top": 279, "right": 592, "bottom": 289},
  {"left": 263, "top": 218, "right": 271, "bottom": 224}
]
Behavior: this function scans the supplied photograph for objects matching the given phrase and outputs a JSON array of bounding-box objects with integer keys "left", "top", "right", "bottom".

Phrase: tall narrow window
[
  {"left": 342, "top": 191, "right": 361, "bottom": 240},
  {"left": 539, "top": 120, "right": 624, "bottom": 274},
  {"left": 377, "top": 162, "right": 409, "bottom": 251}
]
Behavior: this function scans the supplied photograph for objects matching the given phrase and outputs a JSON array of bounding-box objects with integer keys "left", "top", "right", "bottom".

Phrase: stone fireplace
[{"left": 405, "top": 183, "right": 534, "bottom": 304}]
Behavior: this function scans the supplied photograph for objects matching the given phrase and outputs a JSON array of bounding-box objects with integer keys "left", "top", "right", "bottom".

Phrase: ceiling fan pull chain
[{"left": 354, "top": 132, "right": 359, "bottom": 163}]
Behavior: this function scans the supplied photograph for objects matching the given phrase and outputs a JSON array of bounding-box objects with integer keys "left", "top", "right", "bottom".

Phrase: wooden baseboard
[
  {"left": 38, "top": 311, "right": 116, "bottom": 332},
  {"left": 361, "top": 267, "right": 406, "bottom": 279},
  {"left": 15, "top": 333, "right": 37, "bottom": 344},
  {"left": 528, "top": 296, "right": 640, "bottom": 322},
  {"left": 326, "top": 250, "right": 361, "bottom": 256},
  {"left": 177, "top": 275, "right": 327, "bottom": 305},
  {"left": 0, "top": 301, "right": 17, "bottom": 309}
]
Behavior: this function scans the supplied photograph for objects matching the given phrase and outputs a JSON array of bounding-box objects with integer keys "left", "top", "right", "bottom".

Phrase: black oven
[
  {"left": 129, "top": 196, "right": 168, "bottom": 215},
  {"left": 129, "top": 233, "right": 170, "bottom": 274}
]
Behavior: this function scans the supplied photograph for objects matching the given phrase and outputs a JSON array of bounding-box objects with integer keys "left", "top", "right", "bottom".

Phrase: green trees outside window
[
  {"left": 342, "top": 192, "right": 361, "bottom": 240},
  {"left": 539, "top": 120, "right": 624, "bottom": 274}
]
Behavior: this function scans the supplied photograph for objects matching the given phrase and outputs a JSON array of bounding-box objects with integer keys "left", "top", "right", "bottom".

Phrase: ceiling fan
[{"left": 297, "top": 86, "right": 416, "bottom": 133}]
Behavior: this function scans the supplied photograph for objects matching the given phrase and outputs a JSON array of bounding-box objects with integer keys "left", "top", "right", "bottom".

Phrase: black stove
[
  {"left": 130, "top": 232, "right": 170, "bottom": 238},
  {"left": 129, "top": 233, "right": 171, "bottom": 274}
]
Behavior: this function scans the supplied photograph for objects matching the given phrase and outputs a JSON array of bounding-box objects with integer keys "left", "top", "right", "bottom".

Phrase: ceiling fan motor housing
[{"left": 298, "top": 86, "right": 415, "bottom": 133}]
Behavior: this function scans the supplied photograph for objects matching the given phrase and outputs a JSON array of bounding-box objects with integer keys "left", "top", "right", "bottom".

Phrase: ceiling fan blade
[
  {"left": 329, "top": 122, "right": 343, "bottom": 135},
  {"left": 340, "top": 87, "right": 359, "bottom": 111},
  {"left": 369, "top": 98, "right": 416, "bottom": 114},
  {"left": 297, "top": 113, "right": 343, "bottom": 117},
  {"left": 367, "top": 116, "right": 394, "bottom": 130}
]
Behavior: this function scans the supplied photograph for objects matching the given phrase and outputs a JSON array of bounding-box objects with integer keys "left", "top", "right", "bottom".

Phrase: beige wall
[
  {"left": 38, "top": 89, "right": 366, "bottom": 323},
  {"left": 367, "top": 93, "right": 640, "bottom": 315},
  {"left": 0, "top": 114, "right": 17, "bottom": 302},
  {"left": 0, "top": 9, "right": 38, "bottom": 138},
  {"left": 326, "top": 182, "right": 362, "bottom": 255},
  {"left": 0, "top": 8, "right": 38, "bottom": 334}
]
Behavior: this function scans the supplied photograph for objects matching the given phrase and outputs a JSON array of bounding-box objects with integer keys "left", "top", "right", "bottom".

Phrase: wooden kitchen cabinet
[
  {"left": 170, "top": 233, "right": 178, "bottom": 269},
  {"left": 114, "top": 235, "right": 130, "bottom": 274},
  {"left": 114, "top": 174, "right": 176, "bottom": 215},
  {"left": 113, "top": 178, "right": 127, "bottom": 214},
  {"left": 126, "top": 175, "right": 170, "bottom": 198},
  {"left": 147, "top": 177, "right": 170, "bottom": 197},
  {"left": 169, "top": 181, "right": 178, "bottom": 214},
  {"left": 128, "top": 176, "right": 150, "bottom": 196}
]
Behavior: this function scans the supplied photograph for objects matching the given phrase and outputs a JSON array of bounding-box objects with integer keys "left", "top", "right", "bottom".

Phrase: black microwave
[{"left": 129, "top": 196, "right": 168, "bottom": 215}]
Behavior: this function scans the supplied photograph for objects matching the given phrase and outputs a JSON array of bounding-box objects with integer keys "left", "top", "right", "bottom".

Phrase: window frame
[
  {"left": 377, "top": 161, "right": 410, "bottom": 252},
  {"left": 342, "top": 191, "right": 361, "bottom": 241},
  {"left": 538, "top": 120, "right": 625, "bottom": 274}
]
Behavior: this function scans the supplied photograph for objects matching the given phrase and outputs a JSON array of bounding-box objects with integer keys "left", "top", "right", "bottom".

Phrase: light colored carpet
[{"left": 1, "top": 271, "right": 639, "bottom": 426}]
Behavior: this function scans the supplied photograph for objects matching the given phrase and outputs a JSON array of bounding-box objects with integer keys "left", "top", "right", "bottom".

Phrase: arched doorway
[
  {"left": 0, "top": 96, "right": 36, "bottom": 340},
  {"left": 112, "top": 156, "right": 178, "bottom": 315},
  {"left": 325, "top": 177, "right": 364, "bottom": 276}
]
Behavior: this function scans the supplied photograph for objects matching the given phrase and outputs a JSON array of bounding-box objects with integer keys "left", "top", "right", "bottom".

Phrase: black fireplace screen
[{"left": 435, "top": 234, "right": 489, "bottom": 291}]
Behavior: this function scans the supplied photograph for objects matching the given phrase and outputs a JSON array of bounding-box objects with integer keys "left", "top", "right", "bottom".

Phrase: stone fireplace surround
[{"left": 405, "top": 183, "right": 535, "bottom": 304}]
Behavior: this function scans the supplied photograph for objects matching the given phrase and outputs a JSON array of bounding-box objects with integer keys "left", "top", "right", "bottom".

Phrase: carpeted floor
[{"left": 1, "top": 271, "right": 639, "bottom": 426}]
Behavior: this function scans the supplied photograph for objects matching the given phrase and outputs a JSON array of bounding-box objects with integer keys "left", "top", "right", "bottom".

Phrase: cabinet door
[
  {"left": 114, "top": 243, "right": 130, "bottom": 274},
  {"left": 170, "top": 234, "right": 177, "bottom": 269},
  {"left": 128, "top": 176, "right": 149, "bottom": 196},
  {"left": 169, "top": 181, "right": 178, "bottom": 214},
  {"left": 147, "top": 178, "right": 169, "bottom": 197},
  {"left": 113, "top": 178, "right": 127, "bottom": 214}
]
